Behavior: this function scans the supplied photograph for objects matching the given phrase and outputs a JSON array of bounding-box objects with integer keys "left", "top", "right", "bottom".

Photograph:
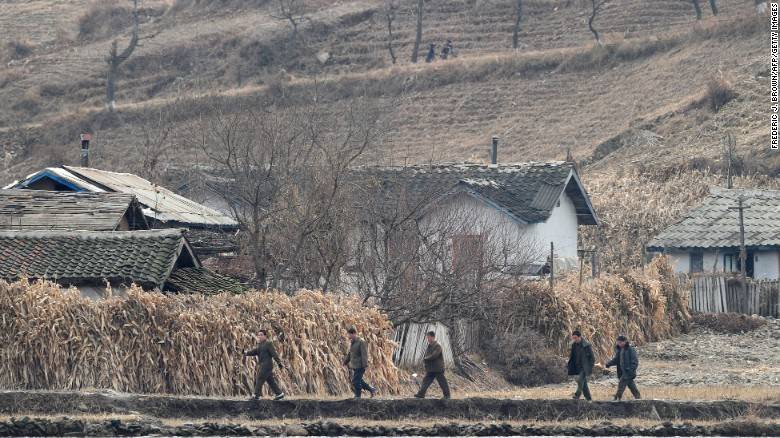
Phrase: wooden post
[
  {"left": 591, "top": 250, "right": 599, "bottom": 278},
  {"left": 549, "top": 242, "right": 555, "bottom": 292}
]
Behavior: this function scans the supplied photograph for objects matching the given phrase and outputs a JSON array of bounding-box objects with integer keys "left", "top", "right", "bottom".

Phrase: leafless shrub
[
  {"left": 483, "top": 327, "right": 567, "bottom": 386},
  {"left": 5, "top": 40, "right": 33, "bottom": 61},
  {"left": 705, "top": 76, "right": 737, "bottom": 112},
  {"left": 78, "top": 1, "right": 134, "bottom": 40}
]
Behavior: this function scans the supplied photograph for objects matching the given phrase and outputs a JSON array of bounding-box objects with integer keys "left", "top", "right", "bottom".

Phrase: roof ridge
[{"left": 0, "top": 229, "right": 185, "bottom": 238}]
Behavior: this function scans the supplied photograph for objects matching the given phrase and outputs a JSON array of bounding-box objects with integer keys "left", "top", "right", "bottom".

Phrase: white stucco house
[
  {"left": 647, "top": 188, "right": 780, "bottom": 280},
  {"left": 346, "top": 161, "right": 599, "bottom": 277}
]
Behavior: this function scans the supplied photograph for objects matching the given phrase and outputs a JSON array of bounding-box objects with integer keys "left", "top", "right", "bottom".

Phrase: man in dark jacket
[
  {"left": 567, "top": 330, "right": 595, "bottom": 401},
  {"left": 243, "top": 329, "right": 285, "bottom": 400},
  {"left": 344, "top": 327, "right": 376, "bottom": 398},
  {"left": 605, "top": 335, "right": 641, "bottom": 400},
  {"left": 414, "top": 331, "right": 451, "bottom": 399}
]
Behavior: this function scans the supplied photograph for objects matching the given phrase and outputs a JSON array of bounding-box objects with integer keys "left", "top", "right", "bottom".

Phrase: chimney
[
  {"left": 80, "top": 133, "right": 91, "bottom": 167},
  {"left": 490, "top": 136, "right": 499, "bottom": 165}
]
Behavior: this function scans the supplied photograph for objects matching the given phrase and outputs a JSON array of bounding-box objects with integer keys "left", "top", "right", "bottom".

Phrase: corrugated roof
[
  {"left": 647, "top": 188, "right": 780, "bottom": 250},
  {"left": 0, "top": 229, "right": 197, "bottom": 288},
  {"left": 63, "top": 166, "right": 237, "bottom": 228},
  {"left": 0, "top": 189, "right": 147, "bottom": 231},
  {"left": 350, "top": 162, "right": 598, "bottom": 225}
]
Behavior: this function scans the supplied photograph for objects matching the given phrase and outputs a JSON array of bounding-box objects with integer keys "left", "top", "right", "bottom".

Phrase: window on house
[
  {"left": 723, "top": 254, "right": 736, "bottom": 273},
  {"left": 689, "top": 252, "right": 703, "bottom": 273}
]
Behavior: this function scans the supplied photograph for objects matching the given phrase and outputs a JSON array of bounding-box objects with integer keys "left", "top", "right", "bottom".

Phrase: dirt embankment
[
  {"left": 1, "top": 391, "right": 778, "bottom": 422},
  {"left": 2, "top": 416, "right": 780, "bottom": 437}
]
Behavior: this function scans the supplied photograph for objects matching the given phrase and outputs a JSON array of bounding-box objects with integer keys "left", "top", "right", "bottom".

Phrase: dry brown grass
[
  {"left": 493, "top": 257, "right": 690, "bottom": 362},
  {"left": 0, "top": 280, "right": 401, "bottom": 397}
]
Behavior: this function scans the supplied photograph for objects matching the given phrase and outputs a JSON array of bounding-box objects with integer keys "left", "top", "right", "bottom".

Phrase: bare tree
[
  {"left": 188, "top": 91, "right": 386, "bottom": 291},
  {"left": 512, "top": 0, "right": 523, "bottom": 49},
  {"left": 383, "top": 0, "right": 400, "bottom": 64},
  {"left": 273, "top": 0, "right": 309, "bottom": 43},
  {"left": 411, "top": 0, "right": 424, "bottom": 63},
  {"left": 105, "top": 0, "right": 155, "bottom": 111},
  {"left": 587, "top": 0, "right": 609, "bottom": 44},
  {"left": 691, "top": 0, "right": 702, "bottom": 19},
  {"left": 133, "top": 103, "right": 177, "bottom": 182}
]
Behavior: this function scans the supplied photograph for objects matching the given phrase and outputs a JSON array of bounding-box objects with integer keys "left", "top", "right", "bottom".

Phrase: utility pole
[{"left": 729, "top": 197, "right": 749, "bottom": 295}]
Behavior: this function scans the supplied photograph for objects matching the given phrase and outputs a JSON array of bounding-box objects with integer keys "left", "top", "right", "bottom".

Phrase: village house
[
  {"left": 348, "top": 160, "right": 599, "bottom": 274},
  {"left": 346, "top": 160, "right": 600, "bottom": 368},
  {"left": 5, "top": 166, "right": 239, "bottom": 255},
  {"left": 647, "top": 188, "right": 780, "bottom": 280},
  {"left": 0, "top": 229, "right": 244, "bottom": 298},
  {"left": 0, "top": 189, "right": 148, "bottom": 231}
]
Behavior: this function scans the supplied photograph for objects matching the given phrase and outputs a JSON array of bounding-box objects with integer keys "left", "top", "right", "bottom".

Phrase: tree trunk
[
  {"left": 708, "top": 0, "right": 718, "bottom": 15},
  {"left": 411, "top": 0, "right": 424, "bottom": 63},
  {"left": 386, "top": 10, "right": 397, "bottom": 64},
  {"left": 512, "top": 0, "right": 522, "bottom": 49},
  {"left": 692, "top": 0, "right": 702, "bottom": 19},
  {"left": 106, "top": 42, "right": 118, "bottom": 111},
  {"left": 588, "top": 1, "right": 600, "bottom": 44}
]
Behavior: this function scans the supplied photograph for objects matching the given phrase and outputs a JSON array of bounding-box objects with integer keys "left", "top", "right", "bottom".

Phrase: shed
[{"left": 6, "top": 166, "right": 237, "bottom": 230}]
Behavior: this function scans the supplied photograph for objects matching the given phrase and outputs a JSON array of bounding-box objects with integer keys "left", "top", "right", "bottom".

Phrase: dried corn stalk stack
[
  {"left": 0, "top": 281, "right": 400, "bottom": 396},
  {"left": 494, "top": 257, "right": 690, "bottom": 362}
]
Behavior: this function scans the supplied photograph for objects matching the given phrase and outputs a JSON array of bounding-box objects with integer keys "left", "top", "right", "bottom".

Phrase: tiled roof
[
  {"left": 0, "top": 229, "right": 197, "bottom": 288},
  {"left": 349, "top": 162, "right": 598, "bottom": 225},
  {"left": 0, "top": 189, "right": 147, "bottom": 231},
  {"left": 7, "top": 166, "right": 237, "bottom": 229},
  {"left": 647, "top": 188, "right": 780, "bottom": 250},
  {"left": 166, "top": 267, "right": 246, "bottom": 295}
]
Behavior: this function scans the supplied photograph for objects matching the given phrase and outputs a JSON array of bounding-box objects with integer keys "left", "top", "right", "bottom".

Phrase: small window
[
  {"left": 689, "top": 252, "right": 703, "bottom": 273},
  {"left": 723, "top": 254, "right": 736, "bottom": 273}
]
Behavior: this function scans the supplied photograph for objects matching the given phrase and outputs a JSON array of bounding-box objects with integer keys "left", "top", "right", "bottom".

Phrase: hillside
[{"left": 0, "top": 0, "right": 773, "bottom": 268}]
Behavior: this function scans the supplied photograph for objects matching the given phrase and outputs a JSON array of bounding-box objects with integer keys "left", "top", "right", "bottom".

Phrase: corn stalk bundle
[
  {"left": 492, "top": 257, "right": 691, "bottom": 362},
  {"left": 0, "top": 282, "right": 400, "bottom": 396}
]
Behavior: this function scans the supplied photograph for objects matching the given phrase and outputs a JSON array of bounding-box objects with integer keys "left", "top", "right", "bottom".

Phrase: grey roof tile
[
  {"left": 648, "top": 188, "right": 780, "bottom": 249},
  {"left": 0, "top": 229, "right": 194, "bottom": 288},
  {"left": 349, "top": 162, "right": 598, "bottom": 225}
]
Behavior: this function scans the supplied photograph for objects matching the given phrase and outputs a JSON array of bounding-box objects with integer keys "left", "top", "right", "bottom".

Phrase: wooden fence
[
  {"left": 688, "top": 275, "right": 780, "bottom": 317},
  {"left": 392, "top": 320, "right": 479, "bottom": 369}
]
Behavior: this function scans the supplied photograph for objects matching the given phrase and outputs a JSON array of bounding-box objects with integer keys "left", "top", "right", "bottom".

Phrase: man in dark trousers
[
  {"left": 425, "top": 43, "right": 436, "bottom": 63},
  {"left": 243, "top": 329, "right": 285, "bottom": 400},
  {"left": 343, "top": 327, "right": 376, "bottom": 399},
  {"left": 567, "top": 330, "right": 595, "bottom": 401},
  {"left": 414, "top": 331, "right": 451, "bottom": 399},
  {"left": 605, "top": 335, "right": 641, "bottom": 401}
]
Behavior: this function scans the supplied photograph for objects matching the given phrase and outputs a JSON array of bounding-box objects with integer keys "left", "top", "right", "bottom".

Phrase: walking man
[
  {"left": 605, "top": 335, "right": 641, "bottom": 401},
  {"left": 425, "top": 43, "right": 436, "bottom": 62},
  {"left": 414, "top": 331, "right": 451, "bottom": 399},
  {"left": 567, "top": 330, "right": 594, "bottom": 401},
  {"left": 243, "top": 329, "right": 286, "bottom": 400},
  {"left": 344, "top": 327, "right": 376, "bottom": 399}
]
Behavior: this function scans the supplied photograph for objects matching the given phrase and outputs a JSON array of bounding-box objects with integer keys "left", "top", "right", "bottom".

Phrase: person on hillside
[
  {"left": 344, "top": 326, "right": 377, "bottom": 399},
  {"left": 243, "top": 329, "right": 286, "bottom": 401},
  {"left": 425, "top": 43, "right": 436, "bottom": 63},
  {"left": 440, "top": 39, "right": 454, "bottom": 60},
  {"left": 414, "top": 331, "right": 451, "bottom": 399},
  {"left": 605, "top": 335, "right": 641, "bottom": 401},
  {"left": 567, "top": 330, "right": 595, "bottom": 401}
]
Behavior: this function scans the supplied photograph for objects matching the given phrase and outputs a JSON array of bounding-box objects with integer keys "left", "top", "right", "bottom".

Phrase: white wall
[
  {"left": 754, "top": 251, "right": 780, "bottom": 280},
  {"left": 427, "top": 190, "right": 580, "bottom": 268},
  {"left": 663, "top": 248, "right": 780, "bottom": 280}
]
